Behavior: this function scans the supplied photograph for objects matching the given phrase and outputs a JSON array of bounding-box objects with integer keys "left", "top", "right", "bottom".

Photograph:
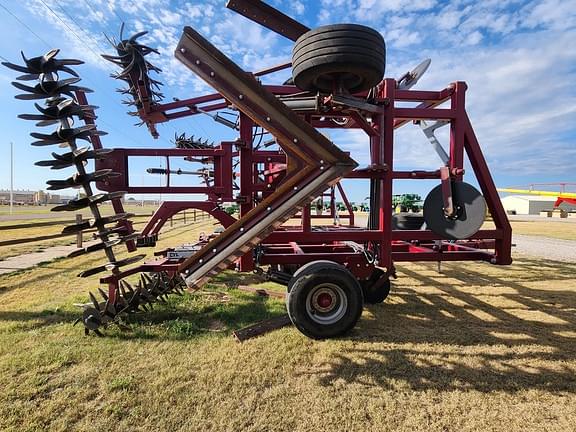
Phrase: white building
[{"left": 500, "top": 195, "right": 576, "bottom": 215}]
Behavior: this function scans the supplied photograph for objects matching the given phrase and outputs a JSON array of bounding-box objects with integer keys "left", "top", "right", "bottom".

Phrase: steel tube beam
[
  {"left": 174, "top": 26, "right": 356, "bottom": 289},
  {"left": 226, "top": 0, "right": 310, "bottom": 41}
]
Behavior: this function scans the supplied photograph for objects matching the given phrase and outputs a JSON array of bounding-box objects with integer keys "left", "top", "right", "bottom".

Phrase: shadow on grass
[
  {"left": 309, "top": 256, "right": 576, "bottom": 393},
  {"left": 115, "top": 296, "right": 285, "bottom": 340},
  {"left": 0, "top": 292, "right": 285, "bottom": 341},
  {"left": 0, "top": 308, "right": 80, "bottom": 333}
]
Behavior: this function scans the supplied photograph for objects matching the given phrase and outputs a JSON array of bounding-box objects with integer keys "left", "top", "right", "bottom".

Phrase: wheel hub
[
  {"left": 306, "top": 283, "right": 348, "bottom": 324},
  {"left": 314, "top": 290, "right": 335, "bottom": 311}
]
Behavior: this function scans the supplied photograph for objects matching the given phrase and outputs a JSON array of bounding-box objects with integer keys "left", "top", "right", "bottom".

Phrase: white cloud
[
  {"left": 291, "top": 1, "right": 305, "bottom": 16},
  {"left": 11, "top": 0, "right": 576, "bottom": 180}
]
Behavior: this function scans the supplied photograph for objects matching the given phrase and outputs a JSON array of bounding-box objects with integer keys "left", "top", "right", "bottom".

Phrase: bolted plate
[{"left": 423, "top": 181, "right": 486, "bottom": 240}]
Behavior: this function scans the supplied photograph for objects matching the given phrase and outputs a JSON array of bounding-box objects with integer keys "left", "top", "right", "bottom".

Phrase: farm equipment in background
[
  {"left": 4, "top": 0, "right": 511, "bottom": 339},
  {"left": 392, "top": 194, "right": 422, "bottom": 213}
]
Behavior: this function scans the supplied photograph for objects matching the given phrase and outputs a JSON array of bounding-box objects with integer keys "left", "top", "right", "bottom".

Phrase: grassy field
[
  {"left": 510, "top": 220, "right": 576, "bottom": 240},
  {"left": 0, "top": 204, "right": 160, "bottom": 216},
  {"left": 0, "top": 217, "right": 575, "bottom": 431},
  {"left": 0, "top": 209, "right": 206, "bottom": 260}
]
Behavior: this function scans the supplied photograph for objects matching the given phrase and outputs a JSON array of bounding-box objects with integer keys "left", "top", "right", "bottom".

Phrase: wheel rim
[{"left": 305, "top": 282, "right": 348, "bottom": 325}]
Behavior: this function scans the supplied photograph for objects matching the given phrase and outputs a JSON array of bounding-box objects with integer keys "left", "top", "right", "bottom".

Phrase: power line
[
  {"left": 52, "top": 0, "right": 116, "bottom": 59},
  {"left": 80, "top": 0, "right": 121, "bottom": 37},
  {"left": 35, "top": 1, "right": 176, "bottom": 149},
  {"left": 2, "top": 1, "right": 172, "bottom": 148},
  {"left": 107, "top": 2, "right": 129, "bottom": 27},
  {"left": 37, "top": 0, "right": 113, "bottom": 71},
  {"left": 0, "top": 2, "right": 51, "bottom": 48},
  {"left": 21, "top": 1, "right": 147, "bottom": 147}
]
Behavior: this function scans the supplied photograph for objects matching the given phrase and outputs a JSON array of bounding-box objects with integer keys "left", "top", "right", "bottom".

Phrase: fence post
[
  {"left": 170, "top": 216, "right": 173, "bottom": 227},
  {"left": 183, "top": 210, "right": 186, "bottom": 225},
  {"left": 76, "top": 214, "right": 83, "bottom": 248},
  {"left": 193, "top": 209, "right": 197, "bottom": 222}
]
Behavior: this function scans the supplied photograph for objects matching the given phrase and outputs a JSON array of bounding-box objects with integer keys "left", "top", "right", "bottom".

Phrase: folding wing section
[{"left": 175, "top": 26, "right": 358, "bottom": 289}]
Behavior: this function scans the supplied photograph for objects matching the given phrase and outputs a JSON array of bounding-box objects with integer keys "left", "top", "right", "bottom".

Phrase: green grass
[
  {"left": 1, "top": 219, "right": 576, "bottom": 431},
  {"left": 0, "top": 203, "right": 160, "bottom": 216}
]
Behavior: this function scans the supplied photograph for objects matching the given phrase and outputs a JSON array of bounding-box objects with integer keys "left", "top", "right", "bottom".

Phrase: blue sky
[{"left": 0, "top": 0, "right": 575, "bottom": 202}]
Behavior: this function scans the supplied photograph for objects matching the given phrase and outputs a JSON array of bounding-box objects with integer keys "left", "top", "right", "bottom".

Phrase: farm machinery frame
[{"left": 4, "top": 0, "right": 512, "bottom": 339}]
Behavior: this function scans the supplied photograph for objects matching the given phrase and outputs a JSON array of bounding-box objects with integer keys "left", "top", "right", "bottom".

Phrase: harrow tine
[
  {"left": 34, "top": 158, "right": 79, "bottom": 169},
  {"left": 61, "top": 220, "right": 91, "bottom": 234},
  {"left": 88, "top": 292, "right": 101, "bottom": 312},
  {"left": 52, "top": 191, "right": 125, "bottom": 212},
  {"left": 8, "top": 50, "right": 84, "bottom": 77},
  {"left": 91, "top": 225, "right": 128, "bottom": 238},
  {"left": 67, "top": 238, "right": 121, "bottom": 258},
  {"left": 15, "top": 73, "right": 43, "bottom": 81},
  {"left": 97, "top": 287, "right": 109, "bottom": 301},
  {"left": 36, "top": 148, "right": 112, "bottom": 170},
  {"left": 2, "top": 61, "right": 31, "bottom": 74},
  {"left": 31, "top": 124, "right": 103, "bottom": 146},
  {"left": 103, "top": 300, "right": 116, "bottom": 319},
  {"left": 46, "top": 169, "right": 121, "bottom": 191},
  {"left": 23, "top": 100, "right": 99, "bottom": 127},
  {"left": 77, "top": 253, "right": 145, "bottom": 278}
]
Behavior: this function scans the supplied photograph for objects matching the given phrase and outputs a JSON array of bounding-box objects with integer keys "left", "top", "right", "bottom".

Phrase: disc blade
[{"left": 423, "top": 181, "right": 487, "bottom": 240}]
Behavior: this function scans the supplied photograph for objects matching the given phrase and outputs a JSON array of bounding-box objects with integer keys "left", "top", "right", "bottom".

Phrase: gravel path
[
  {"left": 0, "top": 244, "right": 91, "bottom": 275},
  {"left": 513, "top": 234, "right": 576, "bottom": 262},
  {"left": 0, "top": 213, "right": 73, "bottom": 222}
]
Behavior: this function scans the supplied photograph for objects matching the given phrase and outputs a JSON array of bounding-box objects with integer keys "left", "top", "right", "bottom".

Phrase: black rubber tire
[
  {"left": 392, "top": 213, "right": 425, "bottom": 230},
  {"left": 286, "top": 260, "right": 363, "bottom": 339},
  {"left": 360, "top": 268, "right": 391, "bottom": 304},
  {"left": 292, "top": 24, "right": 386, "bottom": 93}
]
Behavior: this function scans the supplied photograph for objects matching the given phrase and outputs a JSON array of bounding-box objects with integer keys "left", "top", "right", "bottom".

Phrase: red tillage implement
[{"left": 4, "top": 0, "right": 511, "bottom": 339}]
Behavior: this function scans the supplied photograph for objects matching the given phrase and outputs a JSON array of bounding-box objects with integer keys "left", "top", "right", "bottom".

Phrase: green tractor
[
  {"left": 392, "top": 194, "right": 424, "bottom": 230},
  {"left": 392, "top": 194, "right": 422, "bottom": 213}
]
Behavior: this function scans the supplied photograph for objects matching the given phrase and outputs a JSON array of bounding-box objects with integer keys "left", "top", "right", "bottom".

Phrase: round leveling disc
[{"left": 423, "top": 182, "right": 487, "bottom": 240}]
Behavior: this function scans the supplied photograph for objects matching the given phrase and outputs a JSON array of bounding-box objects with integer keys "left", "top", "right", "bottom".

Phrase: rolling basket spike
[{"left": 4, "top": 48, "right": 148, "bottom": 336}]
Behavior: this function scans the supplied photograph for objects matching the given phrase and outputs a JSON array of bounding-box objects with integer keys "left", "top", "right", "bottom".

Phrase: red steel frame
[
  {"left": 89, "top": 75, "right": 511, "bottom": 289},
  {"left": 82, "top": 2, "right": 511, "bottom": 298}
]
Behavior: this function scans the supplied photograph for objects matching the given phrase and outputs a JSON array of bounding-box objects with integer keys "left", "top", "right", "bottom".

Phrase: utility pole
[{"left": 10, "top": 142, "right": 14, "bottom": 215}]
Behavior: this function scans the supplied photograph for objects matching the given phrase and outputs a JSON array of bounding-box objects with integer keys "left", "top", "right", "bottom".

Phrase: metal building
[{"left": 501, "top": 195, "right": 576, "bottom": 215}]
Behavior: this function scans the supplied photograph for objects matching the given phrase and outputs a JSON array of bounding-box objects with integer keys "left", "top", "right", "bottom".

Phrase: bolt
[
  {"left": 293, "top": 186, "right": 298, "bottom": 190},
  {"left": 293, "top": 138, "right": 298, "bottom": 143},
  {"left": 212, "top": 248, "right": 217, "bottom": 253},
  {"left": 195, "top": 60, "right": 201, "bottom": 65},
  {"left": 210, "top": 71, "right": 215, "bottom": 77},
  {"left": 320, "top": 160, "right": 324, "bottom": 164},
  {"left": 199, "top": 259, "right": 203, "bottom": 263},
  {"left": 180, "top": 48, "right": 186, "bottom": 53},
  {"left": 320, "top": 166, "right": 324, "bottom": 170},
  {"left": 239, "top": 94, "right": 244, "bottom": 100},
  {"left": 266, "top": 117, "right": 271, "bottom": 121},
  {"left": 240, "top": 227, "right": 244, "bottom": 232},
  {"left": 267, "top": 206, "right": 271, "bottom": 211}
]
